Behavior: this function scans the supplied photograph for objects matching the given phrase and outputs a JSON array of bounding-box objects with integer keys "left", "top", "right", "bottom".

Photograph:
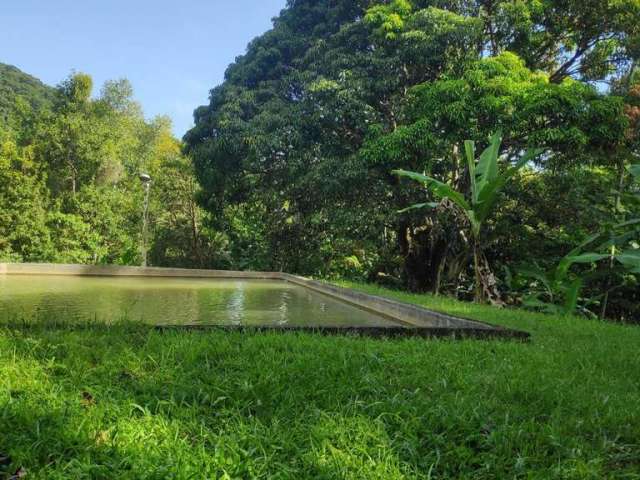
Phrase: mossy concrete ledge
[{"left": 0, "top": 263, "right": 530, "bottom": 340}]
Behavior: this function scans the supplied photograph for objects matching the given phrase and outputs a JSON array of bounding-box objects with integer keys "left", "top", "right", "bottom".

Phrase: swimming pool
[{"left": 0, "top": 263, "right": 529, "bottom": 339}]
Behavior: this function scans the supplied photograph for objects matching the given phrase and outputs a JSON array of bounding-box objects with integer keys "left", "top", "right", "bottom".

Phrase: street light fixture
[{"left": 139, "top": 173, "right": 152, "bottom": 267}]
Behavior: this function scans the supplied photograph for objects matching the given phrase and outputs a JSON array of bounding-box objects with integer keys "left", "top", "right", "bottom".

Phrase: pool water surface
[{"left": 0, "top": 275, "right": 400, "bottom": 327}]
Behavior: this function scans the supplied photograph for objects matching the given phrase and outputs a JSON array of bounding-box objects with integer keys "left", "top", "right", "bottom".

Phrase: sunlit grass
[{"left": 1, "top": 282, "right": 639, "bottom": 479}]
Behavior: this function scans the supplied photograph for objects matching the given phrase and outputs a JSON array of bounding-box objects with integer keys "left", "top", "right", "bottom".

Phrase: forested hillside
[
  {"left": 0, "top": 63, "right": 55, "bottom": 124},
  {"left": 0, "top": 66, "right": 222, "bottom": 269},
  {"left": 185, "top": 0, "right": 640, "bottom": 321}
]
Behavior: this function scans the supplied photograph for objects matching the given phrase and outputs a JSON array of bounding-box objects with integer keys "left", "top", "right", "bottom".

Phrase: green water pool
[{"left": 0, "top": 275, "right": 398, "bottom": 327}]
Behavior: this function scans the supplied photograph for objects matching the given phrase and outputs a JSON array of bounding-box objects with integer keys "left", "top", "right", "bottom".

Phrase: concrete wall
[
  {"left": 281, "top": 274, "right": 497, "bottom": 330},
  {"left": 0, "top": 263, "right": 281, "bottom": 279},
  {"left": 0, "top": 263, "right": 527, "bottom": 338}
]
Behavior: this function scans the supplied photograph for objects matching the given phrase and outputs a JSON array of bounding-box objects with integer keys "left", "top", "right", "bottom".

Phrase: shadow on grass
[{"left": 0, "top": 314, "right": 530, "bottom": 342}]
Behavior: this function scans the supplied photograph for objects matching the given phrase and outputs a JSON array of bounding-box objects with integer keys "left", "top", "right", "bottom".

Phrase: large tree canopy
[{"left": 185, "top": 0, "right": 639, "bottom": 320}]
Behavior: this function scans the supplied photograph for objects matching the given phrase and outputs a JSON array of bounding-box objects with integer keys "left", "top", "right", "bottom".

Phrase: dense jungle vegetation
[
  {"left": 2, "top": 0, "right": 640, "bottom": 321},
  {"left": 0, "top": 64, "right": 223, "bottom": 269},
  {"left": 185, "top": 0, "right": 640, "bottom": 321}
]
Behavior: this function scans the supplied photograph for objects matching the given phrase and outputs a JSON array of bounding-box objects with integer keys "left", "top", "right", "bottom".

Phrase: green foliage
[
  {"left": 3, "top": 2, "right": 639, "bottom": 321},
  {"left": 45, "top": 211, "right": 103, "bottom": 264},
  {"left": 517, "top": 241, "right": 609, "bottom": 317},
  {"left": 365, "top": 0, "right": 413, "bottom": 40},
  {"left": 482, "top": 0, "right": 640, "bottom": 82},
  {"left": 73, "top": 185, "right": 140, "bottom": 264},
  {"left": 513, "top": 166, "right": 640, "bottom": 317},
  {"left": 360, "top": 51, "right": 629, "bottom": 299},
  {"left": 389, "top": 53, "right": 627, "bottom": 166},
  {"left": 396, "top": 133, "right": 542, "bottom": 237},
  {"left": 0, "top": 140, "right": 51, "bottom": 261},
  {"left": 57, "top": 72, "right": 93, "bottom": 106},
  {"left": 394, "top": 133, "right": 541, "bottom": 302},
  {"left": 518, "top": 246, "right": 638, "bottom": 317},
  {"left": 182, "top": 0, "right": 639, "bottom": 319},
  {"left": 185, "top": 0, "right": 485, "bottom": 280},
  {"left": 0, "top": 63, "right": 55, "bottom": 127},
  {"left": 0, "top": 66, "right": 221, "bottom": 269},
  {"left": 149, "top": 153, "right": 231, "bottom": 269}
]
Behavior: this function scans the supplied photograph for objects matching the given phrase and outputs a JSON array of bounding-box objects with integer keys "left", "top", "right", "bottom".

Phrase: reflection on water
[{"left": 0, "top": 276, "right": 397, "bottom": 327}]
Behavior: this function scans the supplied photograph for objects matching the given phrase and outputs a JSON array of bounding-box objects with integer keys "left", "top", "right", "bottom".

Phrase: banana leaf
[
  {"left": 393, "top": 169, "right": 470, "bottom": 211},
  {"left": 397, "top": 202, "right": 439, "bottom": 213}
]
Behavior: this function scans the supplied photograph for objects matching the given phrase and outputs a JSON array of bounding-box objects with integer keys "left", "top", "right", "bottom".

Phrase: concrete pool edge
[
  {"left": 0, "top": 263, "right": 530, "bottom": 340},
  {"left": 0, "top": 263, "right": 281, "bottom": 280}
]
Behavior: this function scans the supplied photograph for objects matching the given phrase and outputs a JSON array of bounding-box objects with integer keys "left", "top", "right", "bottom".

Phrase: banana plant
[
  {"left": 518, "top": 230, "right": 639, "bottom": 316},
  {"left": 519, "top": 163, "right": 640, "bottom": 317},
  {"left": 518, "top": 233, "right": 610, "bottom": 316},
  {"left": 393, "top": 132, "right": 542, "bottom": 303},
  {"left": 620, "top": 164, "right": 640, "bottom": 273}
]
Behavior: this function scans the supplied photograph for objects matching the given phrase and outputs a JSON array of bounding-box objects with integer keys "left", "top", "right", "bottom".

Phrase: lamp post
[{"left": 139, "top": 173, "right": 152, "bottom": 267}]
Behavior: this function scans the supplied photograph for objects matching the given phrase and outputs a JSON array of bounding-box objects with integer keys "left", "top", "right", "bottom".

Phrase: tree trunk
[
  {"left": 400, "top": 224, "right": 432, "bottom": 292},
  {"left": 473, "top": 237, "right": 504, "bottom": 305},
  {"left": 189, "top": 198, "right": 203, "bottom": 267},
  {"left": 484, "top": 0, "right": 498, "bottom": 56},
  {"left": 398, "top": 221, "right": 452, "bottom": 293},
  {"left": 473, "top": 239, "right": 483, "bottom": 303},
  {"left": 434, "top": 253, "right": 447, "bottom": 296}
]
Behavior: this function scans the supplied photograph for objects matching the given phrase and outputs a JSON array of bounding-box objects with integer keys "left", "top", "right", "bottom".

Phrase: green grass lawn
[{"left": 1, "top": 281, "right": 639, "bottom": 479}]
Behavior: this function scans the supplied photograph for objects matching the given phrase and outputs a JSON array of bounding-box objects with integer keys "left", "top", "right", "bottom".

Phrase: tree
[
  {"left": 57, "top": 72, "right": 93, "bottom": 106},
  {"left": 99, "top": 78, "right": 142, "bottom": 116},
  {"left": 184, "top": 1, "right": 483, "bottom": 276},
  {"left": 362, "top": 52, "right": 627, "bottom": 292},
  {"left": 0, "top": 139, "right": 52, "bottom": 261}
]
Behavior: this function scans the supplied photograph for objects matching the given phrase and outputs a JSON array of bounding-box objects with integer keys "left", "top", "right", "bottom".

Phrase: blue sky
[{"left": 1, "top": 0, "right": 287, "bottom": 137}]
